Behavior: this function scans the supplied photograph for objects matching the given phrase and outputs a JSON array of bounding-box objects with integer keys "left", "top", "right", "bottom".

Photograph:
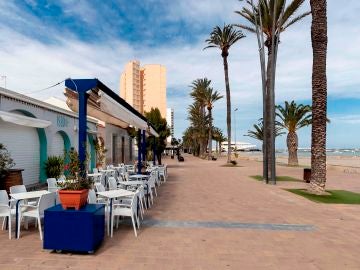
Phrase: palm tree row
[
  {"left": 239, "top": 0, "right": 328, "bottom": 192},
  {"left": 185, "top": 0, "right": 328, "bottom": 193},
  {"left": 276, "top": 101, "right": 312, "bottom": 166},
  {"left": 236, "top": 0, "right": 311, "bottom": 183},
  {"left": 204, "top": 25, "right": 245, "bottom": 163},
  {"left": 247, "top": 100, "right": 312, "bottom": 167},
  {"left": 183, "top": 78, "right": 223, "bottom": 158}
]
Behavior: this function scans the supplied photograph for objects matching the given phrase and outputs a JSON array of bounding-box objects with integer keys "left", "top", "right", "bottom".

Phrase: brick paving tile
[{"left": 0, "top": 154, "right": 360, "bottom": 269}]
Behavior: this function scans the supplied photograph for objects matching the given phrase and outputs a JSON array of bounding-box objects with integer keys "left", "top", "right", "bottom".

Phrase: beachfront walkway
[{"left": 1, "top": 155, "right": 360, "bottom": 269}]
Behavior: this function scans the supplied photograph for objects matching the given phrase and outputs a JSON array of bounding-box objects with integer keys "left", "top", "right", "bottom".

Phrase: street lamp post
[{"left": 234, "top": 108, "right": 238, "bottom": 152}]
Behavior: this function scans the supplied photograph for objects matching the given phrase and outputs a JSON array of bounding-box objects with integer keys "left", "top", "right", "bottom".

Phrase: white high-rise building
[{"left": 166, "top": 108, "right": 174, "bottom": 143}]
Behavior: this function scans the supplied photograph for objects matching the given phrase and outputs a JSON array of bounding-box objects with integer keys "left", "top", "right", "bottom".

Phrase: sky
[{"left": 0, "top": 0, "right": 359, "bottom": 149}]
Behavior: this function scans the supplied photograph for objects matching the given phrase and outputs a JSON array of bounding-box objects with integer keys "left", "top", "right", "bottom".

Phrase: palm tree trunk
[
  {"left": 309, "top": 0, "right": 328, "bottom": 194},
  {"left": 251, "top": 0, "right": 268, "bottom": 182},
  {"left": 222, "top": 56, "right": 232, "bottom": 164},
  {"left": 208, "top": 108, "right": 213, "bottom": 160},
  {"left": 265, "top": 52, "right": 273, "bottom": 183},
  {"left": 287, "top": 131, "right": 299, "bottom": 166}
]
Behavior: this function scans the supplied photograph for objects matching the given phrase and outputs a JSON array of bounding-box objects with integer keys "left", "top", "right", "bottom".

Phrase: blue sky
[{"left": 0, "top": 0, "right": 359, "bottom": 149}]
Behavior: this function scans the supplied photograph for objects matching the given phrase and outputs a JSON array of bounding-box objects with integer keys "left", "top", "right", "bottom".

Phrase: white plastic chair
[
  {"left": 10, "top": 185, "right": 27, "bottom": 194},
  {"left": 144, "top": 177, "right": 155, "bottom": 206},
  {"left": 99, "top": 172, "right": 107, "bottom": 187},
  {"left": 151, "top": 170, "right": 161, "bottom": 187},
  {"left": 0, "top": 190, "right": 16, "bottom": 239},
  {"left": 47, "top": 178, "right": 58, "bottom": 193},
  {"left": 108, "top": 177, "right": 118, "bottom": 190},
  {"left": 111, "top": 191, "right": 140, "bottom": 237},
  {"left": 137, "top": 185, "right": 145, "bottom": 218},
  {"left": 58, "top": 175, "right": 66, "bottom": 182},
  {"left": 17, "top": 192, "right": 56, "bottom": 240},
  {"left": 87, "top": 189, "right": 106, "bottom": 204},
  {"left": 88, "top": 189, "right": 97, "bottom": 204},
  {"left": 157, "top": 167, "right": 167, "bottom": 182},
  {"left": 149, "top": 173, "right": 158, "bottom": 197},
  {"left": 94, "top": 183, "right": 106, "bottom": 193},
  {"left": 126, "top": 165, "right": 135, "bottom": 174}
]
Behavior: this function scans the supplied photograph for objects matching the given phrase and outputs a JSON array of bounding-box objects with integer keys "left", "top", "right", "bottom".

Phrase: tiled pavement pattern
[
  {"left": 0, "top": 154, "right": 360, "bottom": 269},
  {"left": 141, "top": 219, "right": 315, "bottom": 231}
]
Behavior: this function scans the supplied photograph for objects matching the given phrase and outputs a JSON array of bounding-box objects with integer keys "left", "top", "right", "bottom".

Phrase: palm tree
[
  {"left": 276, "top": 101, "right": 311, "bottom": 166},
  {"left": 212, "top": 127, "right": 226, "bottom": 156},
  {"left": 246, "top": 119, "right": 284, "bottom": 148},
  {"left": 236, "top": 0, "right": 310, "bottom": 182},
  {"left": 309, "top": 0, "right": 328, "bottom": 194},
  {"left": 188, "top": 102, "right": 209, "bottom": 157},
  {"left": 246, "top": 119, "right": 284, "bottom": 178},
  {"left": 190, "top": 78, "right": 211, "bottom": 157},
  {"left": 202, "top": 87, "right": 223, "bottom": 159},
  {"left": 190, "top": 78, "right": 223, "bottom": 159},
  {"left": 204, "top": 24, "right": 245, "bottom": 163},
  {"left": 183, "top": 127, "right": 198, "bottom": 155}
]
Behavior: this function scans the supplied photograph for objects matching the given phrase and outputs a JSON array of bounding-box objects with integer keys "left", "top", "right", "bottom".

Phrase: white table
[
  {"left": 10, "top": 190, "right": 50, "bottom": 239},
  {"left": 129, "top": 174, "right": 149, "bottom": 181},
  {"left": 118, "top": 181, "right": 144, "bottom": 186},
  {"left": 99, "top": 169, "right": 115, "bottom": 173},
  {"left": 117, "top": 181, "right": 150, "bottom": 208},
  {"left": 97, "top": 189, "right": 135, "bottom": 237},
  {"left": 87, "top": 173, "right": 102, "bottom": 182},
  {"left": 88, "top": 173, "right": 102, "bottom": 177}
]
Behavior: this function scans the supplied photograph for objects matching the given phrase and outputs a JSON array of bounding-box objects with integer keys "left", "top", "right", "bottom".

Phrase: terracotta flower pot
[{"left": 58, "top": 189, "right": 89, "bottom": 210}]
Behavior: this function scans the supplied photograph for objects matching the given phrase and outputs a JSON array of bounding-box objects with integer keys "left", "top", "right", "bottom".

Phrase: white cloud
[
  {"left": 0, "top": 0, "right": 359, "bottom": 147},
  {"left": 331, "top": 115, "right": 360, "bottom": 125}
]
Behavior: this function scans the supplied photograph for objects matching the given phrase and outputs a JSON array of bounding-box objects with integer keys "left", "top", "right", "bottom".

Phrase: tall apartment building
[
  {"left": 166, "top": 108, "right": 174, "bottom": 143},
  {"left": 119, "top": 60, "right": 142, "bottom": 113},
  {"left": 120, "top": 61, "right": 167, "bottom": 118}
]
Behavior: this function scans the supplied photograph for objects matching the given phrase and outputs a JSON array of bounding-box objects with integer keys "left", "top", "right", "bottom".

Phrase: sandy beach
[{"left": 237, "top": 152, "right": 360, "bottom": 174}]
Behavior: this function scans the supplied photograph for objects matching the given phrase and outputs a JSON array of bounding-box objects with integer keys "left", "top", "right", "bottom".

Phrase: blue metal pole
[
  {"left": 78, "top": 91, "right": 88, "bottom": 176},
  {"left": 137, "top": 129, "right": 142, "bottom": 174},
  {"left": 142, "top": 130, "right": 146, "bottom": 163}
]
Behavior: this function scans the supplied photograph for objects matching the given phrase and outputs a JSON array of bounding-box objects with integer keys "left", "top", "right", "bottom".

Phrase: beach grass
[
  {"left": 286, "top": 189, "right": 360, "bottom": 204},
  {"left": 250, "top": 175, "right": 302, "bottom": 182}
]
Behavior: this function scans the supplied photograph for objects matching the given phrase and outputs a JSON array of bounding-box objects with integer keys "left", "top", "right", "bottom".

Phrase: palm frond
[{"left": 282, "top": 11, "right": 311, "bottom": 30}]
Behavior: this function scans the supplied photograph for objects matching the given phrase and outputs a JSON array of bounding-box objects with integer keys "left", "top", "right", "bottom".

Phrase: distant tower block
[
  {"left": 120, "top": 61, "right": 167, "bottom": 118},
  {"left": 119, "top": 60, "right": 142, "bottom": 113},
  {"left": 166, "top": 108, "right": 174, "bottom": 143}
]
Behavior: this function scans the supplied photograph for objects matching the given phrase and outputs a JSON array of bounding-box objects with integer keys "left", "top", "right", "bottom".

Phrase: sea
[
  {"left": 242, "top": 148, "right": 360, "bottom": 157},
  {"left": 275, "top": 148, "right": 360, "bottom": 157}
]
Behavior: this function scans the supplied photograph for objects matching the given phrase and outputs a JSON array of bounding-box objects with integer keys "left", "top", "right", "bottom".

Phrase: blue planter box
[{"left": 44, "top": 204, "right": 105, "bottom": 253}]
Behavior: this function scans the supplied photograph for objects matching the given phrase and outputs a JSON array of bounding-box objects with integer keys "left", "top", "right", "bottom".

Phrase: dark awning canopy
[{"left": 64, "top": 78, "right": 158, "bottom": 137}]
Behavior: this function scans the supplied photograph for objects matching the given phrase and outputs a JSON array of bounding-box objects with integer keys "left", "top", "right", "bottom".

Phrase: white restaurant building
[{"left": 0, "top": 87, "right": 136, "bottom": 187}]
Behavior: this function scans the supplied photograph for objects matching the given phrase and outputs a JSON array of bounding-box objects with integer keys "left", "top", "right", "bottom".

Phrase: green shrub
[
  {"left": 0, "top": 143, "right": 15, "bottom": 180},
  {"left": 45, "top": 156, "right": 64, "bottom": 179}
]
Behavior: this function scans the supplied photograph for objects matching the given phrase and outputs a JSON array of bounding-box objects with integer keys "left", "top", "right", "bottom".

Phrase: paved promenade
[{"left": 1, "top": 154, "right": 359, "bottom": 269}]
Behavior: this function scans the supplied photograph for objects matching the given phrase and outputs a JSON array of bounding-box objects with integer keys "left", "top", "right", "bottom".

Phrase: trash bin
[{"left": 303, "top": 168, "right": 311, "bottom": 183}]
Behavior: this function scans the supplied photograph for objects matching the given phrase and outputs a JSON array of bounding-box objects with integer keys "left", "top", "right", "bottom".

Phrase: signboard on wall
[{"left": 57, "top": 115, "right": 69, "bottom": 128}]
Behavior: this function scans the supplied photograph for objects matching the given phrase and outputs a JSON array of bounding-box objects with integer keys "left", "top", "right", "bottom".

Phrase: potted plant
[
  {"left": 44, "top": 156, "right": 64, "bottom": 179},
  {"left": 94, "top": 137, "right": 107, "bottom": 169},
  {"left": 58, "top": 148, "right": 93, "bottom": 210},
  {"left": 0, "top": 143, "right": 20, "bottom": 193}
]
